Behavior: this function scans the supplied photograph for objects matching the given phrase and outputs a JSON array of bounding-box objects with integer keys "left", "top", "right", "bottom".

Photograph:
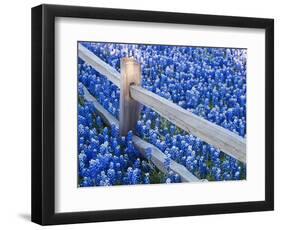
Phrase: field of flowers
[{"left": 78, "top": 42, "right": 247, "bottom": 187}]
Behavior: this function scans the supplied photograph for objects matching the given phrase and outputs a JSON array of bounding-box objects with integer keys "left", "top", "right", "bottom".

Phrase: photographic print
[
  {"left": 77, "top": 42, "right": 247, "bottom": 187},
  {"left": 32, "top": 5, "right": 274, "bottom": 224}
]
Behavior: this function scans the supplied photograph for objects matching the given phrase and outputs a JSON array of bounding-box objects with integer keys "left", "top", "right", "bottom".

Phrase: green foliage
[
  {"left": 149, "top": 169, "right": 166, "bottom": 184},
  {"left": 78, "top": 95, "right": 85, "bottom": 106}
]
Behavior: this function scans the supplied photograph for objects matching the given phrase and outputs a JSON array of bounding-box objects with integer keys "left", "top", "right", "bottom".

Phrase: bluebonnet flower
[{"left": 164, "top": 154, "right": 171, "bottom": 171}]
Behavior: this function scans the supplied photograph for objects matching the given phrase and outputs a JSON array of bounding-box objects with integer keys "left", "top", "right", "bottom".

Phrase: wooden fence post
[{"left": 120, "top": 58, "right": 141, "bottom": 136}]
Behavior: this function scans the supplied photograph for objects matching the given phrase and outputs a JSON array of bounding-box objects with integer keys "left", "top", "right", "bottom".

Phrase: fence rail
[
  {"left": 130, "top": 85, "right": 246, "bottom": 163},
  {"left": 78, "top": 43, "right": 246, "bottom": 164}
]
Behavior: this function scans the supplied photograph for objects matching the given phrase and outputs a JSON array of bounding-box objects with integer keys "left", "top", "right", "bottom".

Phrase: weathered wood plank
[
  {"left": 132, "top": 135, "right": 201, "bottom": 182},
  {"left": 82, "top": 85, "right": 119, "bottom": 127},
  {"left": 130, "top": 85, "right": 246, "bottom": 163},
  {"left": 119, "top": 58, "right": 142, "bottom": 136},
  {"left": 78, "top": 44, "right": 121, "bottom": 87}
]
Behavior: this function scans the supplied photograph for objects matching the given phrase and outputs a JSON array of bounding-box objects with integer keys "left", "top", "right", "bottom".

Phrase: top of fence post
[{"left": 119, "top": 58, "right": 142, "bottom": 136}]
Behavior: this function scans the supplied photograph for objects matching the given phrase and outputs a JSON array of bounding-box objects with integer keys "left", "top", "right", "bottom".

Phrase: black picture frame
[{"left": 31, "top": 4, "right": 274, "bottom": 225}]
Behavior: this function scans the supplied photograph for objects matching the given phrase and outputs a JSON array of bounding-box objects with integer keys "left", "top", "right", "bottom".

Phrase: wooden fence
[
  {"left": 78, "top": 44, "right": 246, "bottom": 181},
  {"left": 82, "top": 85, "right": 200, "bottom": 182}
]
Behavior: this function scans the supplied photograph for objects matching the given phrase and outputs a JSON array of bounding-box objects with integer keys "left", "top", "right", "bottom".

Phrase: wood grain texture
[
  {"left": 78, "top": 44, "right": 121, "bottom": 87},
  {"left": 119, "top": 58, "right": 142, "bottom": 136},
  {"left": 130, "top": 85, "right": 246, "bottom": 163}
]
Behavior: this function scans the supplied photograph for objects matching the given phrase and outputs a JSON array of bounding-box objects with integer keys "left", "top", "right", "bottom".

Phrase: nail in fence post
[{"left": 120, "top": 58, "right": 141, "bottom": 136}]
